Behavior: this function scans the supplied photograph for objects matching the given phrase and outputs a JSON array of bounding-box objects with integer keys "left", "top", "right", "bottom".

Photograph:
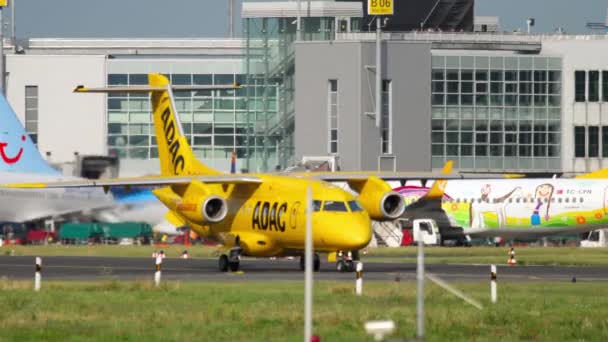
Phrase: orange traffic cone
[{"left": 507, "top": 247, "right": 517, "bottom": 266}]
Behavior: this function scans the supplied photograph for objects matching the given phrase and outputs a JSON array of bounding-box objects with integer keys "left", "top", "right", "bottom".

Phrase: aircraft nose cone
[{"left": 347, "top": 216, "right": 372, "bottom": 250}]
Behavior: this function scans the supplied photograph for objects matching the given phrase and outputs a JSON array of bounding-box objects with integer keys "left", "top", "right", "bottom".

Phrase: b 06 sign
[{"left": 368, "top": 0, "right": 393, "bottom": 15}]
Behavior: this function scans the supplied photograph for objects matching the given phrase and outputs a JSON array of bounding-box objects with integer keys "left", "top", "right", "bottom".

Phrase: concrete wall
[
  {"left": 543, "top": 38, "right": 608, "bottom": 174},
  {"left": 294, "top": 41, "right": 362, "bottom": 171},
  {"left": 6, "top": 54, "right": 107, "bottom": 164},
  {"left": 294, "top": 40, "right": 432, "bottom": 171}
]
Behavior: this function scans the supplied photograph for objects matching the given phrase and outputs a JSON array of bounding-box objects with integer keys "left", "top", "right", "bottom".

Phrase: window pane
[
  {"left": 129, "top": 74, "right": 148, "bottom": 85},
  {"left": 589, "top": 71, "right": 599, "bottom": 102},
  {"left": 575, "top": 71, "right": 586, "bottom": 102},
  {"left": 589, "top": 126, "right": 599, "bottom": 157},
  {"left": 603, "top": 71, "right": 608, "bottom": 102},
  {"left": 575, "top": 126, "right": 585, "bottom": 157},
  {"left": 323, "top": 201, "right": 348, "bottom": 212},
  {"left": 603, "top": 127, "right": 608, "bottom": 157},
  {"left": 25, "top": 86, "right": 38, "bottom": 97}
]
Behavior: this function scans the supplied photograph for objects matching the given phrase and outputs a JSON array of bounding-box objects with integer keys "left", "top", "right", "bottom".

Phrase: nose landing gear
[{"left": 336, "top": 250, "right": 355, "bottom": 272}]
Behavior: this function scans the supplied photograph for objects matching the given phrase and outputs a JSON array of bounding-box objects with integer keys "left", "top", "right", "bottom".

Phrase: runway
[{"left": 1, "top": 255, "right": 607, "bottom": 282}]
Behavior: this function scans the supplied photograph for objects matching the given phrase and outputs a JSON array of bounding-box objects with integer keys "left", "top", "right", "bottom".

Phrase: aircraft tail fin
[
  {"left": 423, "top": 160, "right": 452, "bottom": 200},
  {"left": 576, "top": 168, "right": 608, "bottom": 179},
  {"left": 147, "top": 74, "right": 218, "bottom": 176},
  {"left": 75, "top": 73, "right": 241, "bottom": 176},
  {"left": 0, "top": 94, "right": 59, "bottom": 175}
]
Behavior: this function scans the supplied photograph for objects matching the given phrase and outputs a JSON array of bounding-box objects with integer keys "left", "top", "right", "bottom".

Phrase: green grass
[
  {"left": 0, "top": 279, "right": 607, "bottom": 341},
  {"left": 4, "top": 245, "right": 608, "bottom": 267},
  {"left": 1, "top": 245, "right": 220, "bottom": 258},
  {"left": 362, "top": 246, "right": 608, "bottom": 266}
]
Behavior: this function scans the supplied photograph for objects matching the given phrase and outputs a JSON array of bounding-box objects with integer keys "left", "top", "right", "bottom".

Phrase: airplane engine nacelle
[
  {"left": 157, "top": 180, "right": 230, "bottom": 225},
  {"left": 349, "top": 176, "right": 406, "bottom": 221},
  {"left": 199, "top": 195, "right": 229, "bottom": 224}
]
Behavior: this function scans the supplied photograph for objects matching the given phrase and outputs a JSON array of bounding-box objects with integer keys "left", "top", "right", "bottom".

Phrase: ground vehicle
[
  {"left": 580, "top": 229, "right": 608, "bottom": 248},
  {"left": 412, "top": 219, "right": 441, "bottom": 246}
]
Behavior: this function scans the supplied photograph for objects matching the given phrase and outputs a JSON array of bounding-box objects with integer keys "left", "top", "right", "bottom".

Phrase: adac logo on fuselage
[
  {"left": 252, "top": 201, "right": 288, "bottom": 232},
  {"left": 160, "top": 107, "right": 186, "bottom": 174},
  {"left": 0, "top": 135, "right": 25, "bottom": 164}
]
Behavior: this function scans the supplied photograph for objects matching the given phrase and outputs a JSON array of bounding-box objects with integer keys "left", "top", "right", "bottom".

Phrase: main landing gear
[
  {"left": 299, "top": 253, "right": 321, "bottom": 271},
  {"left": 219, "top": 237, "right": 242, "bottom": 272}
]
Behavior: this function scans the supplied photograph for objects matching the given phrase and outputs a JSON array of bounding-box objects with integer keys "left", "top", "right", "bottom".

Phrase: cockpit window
[
  {"left": 348, "top": 200, "right": 364, "bottom": 212},
  {"left": 323, "top": 201, "right": 348, "bottom": 212},
  {"left": 312, "top": 200, "right": 322, "bottom": 212}
]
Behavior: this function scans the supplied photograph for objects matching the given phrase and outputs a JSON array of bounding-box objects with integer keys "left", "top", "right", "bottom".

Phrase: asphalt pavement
[{"left": 0, "top": 255, "right": 605, "bottom": 282}]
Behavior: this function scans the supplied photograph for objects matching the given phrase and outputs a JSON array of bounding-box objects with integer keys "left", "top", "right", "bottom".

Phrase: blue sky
[{"left": 9, "top": 0, "right": 608, "bottom": 39}]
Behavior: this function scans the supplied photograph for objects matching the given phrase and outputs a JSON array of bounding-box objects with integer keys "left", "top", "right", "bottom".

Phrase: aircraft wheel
[
  {"left": 336, "top": 260, "right": 345, "bottom": 272},
  {"left": 313, "top": 253, "right": 320, "bottom": 271},
  {"left": 229, "top": 260, "right": 240, "bottom": 272},
  {"left": 219, "top": 254, "right": 229, "bottom": 272}
]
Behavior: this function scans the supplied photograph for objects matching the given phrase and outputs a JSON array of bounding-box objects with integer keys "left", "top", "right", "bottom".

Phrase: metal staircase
[{"left": 371, "top": 221, "right": 403, "bottom": 248}]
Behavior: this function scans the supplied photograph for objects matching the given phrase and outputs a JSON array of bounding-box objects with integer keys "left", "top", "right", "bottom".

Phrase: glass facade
[
  {"left": 431, "top": 55, "right": 562, "bottom": 171},
  {"left": 243, "top": 15, "right": 356, "bottom": 170},
  {"left": 106, "top": 71, "right": 278, "bottom": 171}
]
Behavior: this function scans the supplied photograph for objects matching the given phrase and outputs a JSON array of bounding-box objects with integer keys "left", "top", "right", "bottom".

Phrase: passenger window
[
  {"left": 572, "top": 198, "right": 577, "bottom": 203},
  {"left": 580, "top": 197, "right": 584, "bottom": 203},
  {"left": 347, "top": 200, "right": 363, "bottom": 212},
  {"left": 323, "top": 201, "right": 348, "bottom": 212},
  {"left": 312, "top": 200, "right": 322, "bottom": 212},
  {"left": 558, "top": 198, "right": 562, "bottom": 203},
  {"left": 565, "top": 198, "right": 570, "bottom": 203}
]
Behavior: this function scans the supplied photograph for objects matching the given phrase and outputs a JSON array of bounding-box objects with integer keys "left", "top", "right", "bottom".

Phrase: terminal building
[{"left": 3, "top": 0, "right": 608, "bottom": 176}]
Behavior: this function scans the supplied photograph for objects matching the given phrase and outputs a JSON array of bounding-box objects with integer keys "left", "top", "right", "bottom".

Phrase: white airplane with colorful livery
[
  {"left": 397, "top": 169, "right": 608, "bottom": 242},
  {"left": 0, "top": 94, "right": 117, "bottom": 223},
  {"left": 4, "top": 74, "right": 480, "bottom": 271}
]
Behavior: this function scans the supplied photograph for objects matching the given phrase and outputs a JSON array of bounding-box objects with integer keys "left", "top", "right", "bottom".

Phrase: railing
[{"left": 372, "top": 221, "right": 403, "bottom": 248}]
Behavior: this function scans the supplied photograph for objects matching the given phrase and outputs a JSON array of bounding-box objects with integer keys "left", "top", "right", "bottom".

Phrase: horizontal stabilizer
[
  {"left": 74, "top": 84, "right": 242, "bottom": 94},
  {"left": 165, "top": 211, "right": 186, "bottom": 227},
  {"left": 575, "top": 168, "right": 608, "bottom": 179},
  {"left": 423, "top": 160, "right": 452, "bottom": 200},
  {"left": 2, "top": 175, "right": 263, "bottom": 189}
]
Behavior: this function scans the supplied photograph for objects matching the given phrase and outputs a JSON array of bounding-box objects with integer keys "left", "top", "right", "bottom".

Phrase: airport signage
[{"left": 367, "top": 0, "right": 393, "bottom": 16}]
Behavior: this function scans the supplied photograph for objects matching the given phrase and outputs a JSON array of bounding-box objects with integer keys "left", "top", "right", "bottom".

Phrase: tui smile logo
[{"left": 0, "top": 135, "right": 25, "bottom": 164}]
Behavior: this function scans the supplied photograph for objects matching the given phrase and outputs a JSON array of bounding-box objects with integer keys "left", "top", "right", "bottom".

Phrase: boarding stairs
[{"left": 371, "top": 221, "right": 403, "bottom": 248}]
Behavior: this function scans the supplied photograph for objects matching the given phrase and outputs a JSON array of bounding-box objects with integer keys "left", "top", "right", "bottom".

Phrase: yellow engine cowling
[
  {"left": 153, "top": 180, "right": 228, "bottom": 225},
  {"left": 348, "top": 176, "right": 405, "bottom": 221}
]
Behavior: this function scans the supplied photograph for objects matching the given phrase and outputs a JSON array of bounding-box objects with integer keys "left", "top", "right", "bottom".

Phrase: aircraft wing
[
  {"left": 290, "top": 171, "right": 504, "bottom": 182},
  {"left": 3, "top": 175, "right": 263, "bottom": 189}
]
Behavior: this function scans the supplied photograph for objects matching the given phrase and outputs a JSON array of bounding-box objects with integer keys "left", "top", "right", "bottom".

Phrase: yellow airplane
[{"left": 7, "top": 74, "right": 472, "bottom": 272}]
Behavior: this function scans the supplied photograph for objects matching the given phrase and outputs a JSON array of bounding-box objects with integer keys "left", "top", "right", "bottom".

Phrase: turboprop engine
[
  {"left": 348, "top": 176, "right": 406, "bottom": 221},
  {"left": 199, "top": 195, "right": 228, "bottom": 223},
  {"left": 153, "top": 180, "right": 229, "bottom": 225}
]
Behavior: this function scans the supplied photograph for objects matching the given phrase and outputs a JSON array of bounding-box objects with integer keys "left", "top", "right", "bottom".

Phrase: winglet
[
  {"left": 575, "top": 168, "right": 608, "bottom": 179},
  {"left": 423, "top": 160, "right": 452, "bottom": 200}
]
